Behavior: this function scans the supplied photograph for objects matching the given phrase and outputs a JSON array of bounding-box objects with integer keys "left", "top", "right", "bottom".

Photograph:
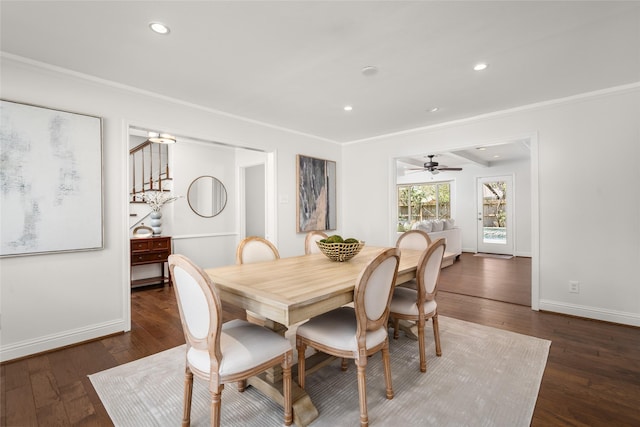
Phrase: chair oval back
[
  {"left": 396, "top": 229, "right": 431, "bottom": 251},
  {"left": 304, "top": 231, "right": 328, "bottom": 255},
  {"left": 236, "top": 236, "right": 280, "bottom": 264},
  {"left": 354, "top": 247, "right": 401, "bottom": 332},
  {"left": 168, "top": 254, "right": 222, "bottom": 360},
  {"left": 417, "top": 238, "right": 446, "bottom": 301}
]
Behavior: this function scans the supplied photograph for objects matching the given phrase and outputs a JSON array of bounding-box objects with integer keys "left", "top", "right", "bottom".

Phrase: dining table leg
[{"left": 245, "top": 316, "right": 320, "bottom": 427}]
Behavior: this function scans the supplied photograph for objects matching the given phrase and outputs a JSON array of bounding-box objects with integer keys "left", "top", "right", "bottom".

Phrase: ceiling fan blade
[{"left": 437, "top": 167, "right": 463, "bottom": 171}]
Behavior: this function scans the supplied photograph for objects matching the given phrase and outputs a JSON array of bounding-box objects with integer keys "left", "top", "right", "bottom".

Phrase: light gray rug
[{"left": 89, "top": 317, "right": 550, "bottom": 426}]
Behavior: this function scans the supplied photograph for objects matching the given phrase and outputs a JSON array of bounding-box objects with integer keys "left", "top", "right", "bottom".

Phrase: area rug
[
  {"left": 474, "top": 253, "right": 514, "bottom": 260},
  {"left": 89, "top": 317, "right": 550, "bottom": 426}
]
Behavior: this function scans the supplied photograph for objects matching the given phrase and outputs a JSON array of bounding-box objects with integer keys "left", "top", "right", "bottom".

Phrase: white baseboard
[
  {"left": 462, "top": 248, "right": 531, "bottom": 257},
  {"left": 539, "top": 300, "right": 640, "bottom": 327},
  {"left": 0, "top": 319, "right": 126, "bottom": 362}
]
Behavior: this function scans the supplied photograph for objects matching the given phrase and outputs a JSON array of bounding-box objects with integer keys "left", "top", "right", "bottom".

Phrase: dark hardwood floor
[
  {"left": 439, "top": 252, "right": 532, "bottom": 306},
  {"left": 2, "top": 259, "right": 639, "bottom": 426}
]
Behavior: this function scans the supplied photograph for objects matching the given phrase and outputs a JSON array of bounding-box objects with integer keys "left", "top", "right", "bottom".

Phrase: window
[{"left": 397, "top": 182, "right": 451, "bottom": 232}]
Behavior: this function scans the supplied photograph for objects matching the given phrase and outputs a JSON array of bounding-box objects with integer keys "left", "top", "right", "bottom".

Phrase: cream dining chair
[
  {"left": 236, "top": 236, "right": 280, "bottom": 264},
  {"left": 396, "top": 229, "right": 432, "bottom": 251},
  {"left": 395, "top": 229, "right": 431, "bottom": 290},
  {"left": 296, "top": 247, "right": 401, "bottom": 427},
  {"left": 168, "top": 254, "right": 293, "bottom": 427},
  {"left": 304, "top": 231, "right": 328, "bottom": 255},
  {"left": 236, "top": 236, "right": 280, "bottom": 325},
  {"left": 389, "top": 237, "right": 446, "bottom": 373}
]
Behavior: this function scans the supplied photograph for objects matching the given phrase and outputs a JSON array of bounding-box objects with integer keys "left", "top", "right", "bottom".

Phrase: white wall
[
  {"left": 0, "top": 57, "right": 341, "bottom": 361},
  {"left": 245, "top": 164, "right": 266, "bottom": 238},
  {"left": 342, "top": 85, "right": 640, "bottom": 326},
  {"left": 170, "top": 140, "right": 238, "bottom": 270}
]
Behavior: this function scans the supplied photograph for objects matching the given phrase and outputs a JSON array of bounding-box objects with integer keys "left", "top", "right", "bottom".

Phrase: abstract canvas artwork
[
  {"left": 296, "top": 154, "right": 336, "bottom": 232},
  {"left": 0, "top": 100, "right": 103, "bottom": 256}
]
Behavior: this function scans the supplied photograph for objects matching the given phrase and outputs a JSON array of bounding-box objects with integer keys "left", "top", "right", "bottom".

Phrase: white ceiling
[
  {"left": 396, "top": 139, "right": 532, "bottom": 175},
  {"left": 1, "top": 1, "right": 639, "bottom": 147}
]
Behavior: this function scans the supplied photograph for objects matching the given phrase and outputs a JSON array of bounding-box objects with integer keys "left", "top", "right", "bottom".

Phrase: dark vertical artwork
[{"left": 297, "top": 155, "right": 336, "bottom": 232}]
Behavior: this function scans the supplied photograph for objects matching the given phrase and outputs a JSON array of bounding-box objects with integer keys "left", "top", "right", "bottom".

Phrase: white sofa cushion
[{"left": 417, "top": 220, "right": 432, "bottom": 232}]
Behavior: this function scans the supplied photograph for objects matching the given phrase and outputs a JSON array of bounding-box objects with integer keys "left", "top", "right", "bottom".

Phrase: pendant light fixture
[{"left": 147, "top": 132, "right": 177, "bottom": 144}]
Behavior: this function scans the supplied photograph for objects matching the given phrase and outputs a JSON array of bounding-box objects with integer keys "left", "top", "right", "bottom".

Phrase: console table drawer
[
  {"left": 132, "top": 251, "right": 170, "bottom": 264},
  {"left": 131, "top": 240, "right": 151, "bottom": 252}
]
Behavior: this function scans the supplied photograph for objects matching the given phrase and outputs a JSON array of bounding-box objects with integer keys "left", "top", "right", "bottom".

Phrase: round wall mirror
[{"left": 187, "top": 176, "right": 228, "bottom": 218}]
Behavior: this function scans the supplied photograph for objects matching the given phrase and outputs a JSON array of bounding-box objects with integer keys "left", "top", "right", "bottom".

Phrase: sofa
[{"left": 401, "top": 219, "right": 462, "bottom": 266}]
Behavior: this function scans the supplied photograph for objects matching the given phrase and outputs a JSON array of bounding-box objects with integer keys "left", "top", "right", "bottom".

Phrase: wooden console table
[{"left": 130, "top": 236, "right": 172, "bottom": 288}]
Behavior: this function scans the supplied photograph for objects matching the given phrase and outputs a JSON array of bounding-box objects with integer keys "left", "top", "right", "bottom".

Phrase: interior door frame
[
  {"left": 389, "top": 132, "right": 539, "bottom": 311},
  {"left": 476, "top": 174, "right": 515, "bottom": 255}
]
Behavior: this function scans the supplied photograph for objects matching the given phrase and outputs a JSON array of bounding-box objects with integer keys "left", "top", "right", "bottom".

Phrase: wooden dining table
[{"left": 205, "top": 245, "right": 423, "bottom": 427}]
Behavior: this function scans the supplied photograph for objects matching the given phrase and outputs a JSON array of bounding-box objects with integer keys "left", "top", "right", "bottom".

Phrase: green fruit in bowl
[
  {"left": 344, "top": 238, "right": 359, "bottom": 243},
  {"left": 325, "top": 235, "right": 344, "bottom": 243}
]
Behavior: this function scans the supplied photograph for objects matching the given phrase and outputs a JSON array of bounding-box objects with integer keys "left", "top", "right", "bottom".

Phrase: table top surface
[{"left": 205, "top": 246, "right": 422, "bottom": 326}]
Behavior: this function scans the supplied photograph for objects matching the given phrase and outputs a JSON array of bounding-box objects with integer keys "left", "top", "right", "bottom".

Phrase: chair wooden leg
[
  {"left": 393, "top": 317, "right": 400, "bottom": 339},
  {"left": 297, "top": 338, "right": 306, "bottom": 389},
  {"left": 210, "top": 384, "right": 223, "bottom": 427},
  {"left": 356, "top": 362, "right": 369, "bottom": 427},
  {"left": 418, "top": 319, "right": 427, "bottom": 373},
  {"left": 282, "top": 352, "right": 293, "bottom": 426},
  {"left": 237, "top": 380, "right": 246, "bottom": 392},
  {"left": 433, "top": 314, "right": 442, "bottom": 357},
  {"left": 381, "top": 342, "right": 394, "bottom": 399},
  {"left": 341, "top": 358, "right": 349, "bottom": 371},
  {"left": 182, "top": 367, "right": 194, "bottom": 427}
]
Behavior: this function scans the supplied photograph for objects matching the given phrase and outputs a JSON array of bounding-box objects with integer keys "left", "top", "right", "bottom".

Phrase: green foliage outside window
[{"left": 397, "top": 182, "right": 451, "bottom": 231}]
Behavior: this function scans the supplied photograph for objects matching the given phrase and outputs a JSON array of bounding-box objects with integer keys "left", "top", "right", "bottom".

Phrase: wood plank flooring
[
  {"left": 2, "top": 260, "right": 639, "bottom": 426},
  {"left": 440, "top": 252, "right": 532, "bottom": 306}
]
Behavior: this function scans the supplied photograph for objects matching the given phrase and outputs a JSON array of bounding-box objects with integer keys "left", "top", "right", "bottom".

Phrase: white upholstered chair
[
  {"left": 235, "top": 236, "right": 280, "bottom": 325},
  {"left": 304, "top": 231, "right": 328, "bottom": 254},
  {"left": 396, "top": 229, "right": 431, "bottom": 290},
  {"left": 296, "top": 247, "right": 401, "bottom": 427},
  {"left": 236, "top": 236, "right": 280, "bottom": 264},
  {"left": 168, "top": 254, "right": 293, "bottom": 427},
  {"left": 396, "top": 229, "right": 432, "bottom": 251},
  {"left": 389, "top": 237, "right": 446, "bottom": 373}
]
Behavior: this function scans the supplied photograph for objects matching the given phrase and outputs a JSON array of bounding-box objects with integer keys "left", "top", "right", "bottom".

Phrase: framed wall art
[
  {"left": 296, "top": 154, "right": 337, "bottom": 232},
  {"left": 0, "top": 99, "right": 103, "bottom": 257}
]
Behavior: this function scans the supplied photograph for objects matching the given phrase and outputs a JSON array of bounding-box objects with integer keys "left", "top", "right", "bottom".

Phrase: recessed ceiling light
[
  {"left": 361, "top": 66, "right": 378, "bottom": 76},
  {"left": 344, "top": 105, "right": 353, "bottom": 111},
  {"left": 476, "top": 147, "right": 486, "bottom": 151},
  {"left": 149, "top": 22, "right": 170, "bottom": 35},
  {"left": 473, "top": 63, "right": 488, "bottom": 71},
  {"left": 493, "top": 155, "right": 500, "bottom": 158},
  {"left": 428, "top": 107, "right": 439, "bottom": 113}
]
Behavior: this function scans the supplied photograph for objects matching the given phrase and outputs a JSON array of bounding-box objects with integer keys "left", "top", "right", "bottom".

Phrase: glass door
[{"left": 477, "top": 176, "right": 513, "bottom": 255}]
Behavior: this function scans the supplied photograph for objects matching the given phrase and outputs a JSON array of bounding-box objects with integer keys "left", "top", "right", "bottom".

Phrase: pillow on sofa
[
  {"left": 443, "top": 218, "right": 455, "bottom": 230},
  {"left": 417, "top": 220, "right": 432, "bottom": 233},
  {"left": 431, "top": 219, "right": 444, "bottom": 232}
]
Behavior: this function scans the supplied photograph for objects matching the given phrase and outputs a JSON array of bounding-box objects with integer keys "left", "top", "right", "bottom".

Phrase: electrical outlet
[{"left": 569, "top": 281, "right": 580, "bottom": 293}]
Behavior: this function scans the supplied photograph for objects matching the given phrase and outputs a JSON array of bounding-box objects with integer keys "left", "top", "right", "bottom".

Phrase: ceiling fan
[{"left": 410, "top": 155, "right": 463, "bottom": 174}]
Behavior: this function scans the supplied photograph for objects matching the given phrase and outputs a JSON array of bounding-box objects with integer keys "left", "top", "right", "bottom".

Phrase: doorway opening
[{"left": 393, "top": 136, "right": 537, "bottom": 309}]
